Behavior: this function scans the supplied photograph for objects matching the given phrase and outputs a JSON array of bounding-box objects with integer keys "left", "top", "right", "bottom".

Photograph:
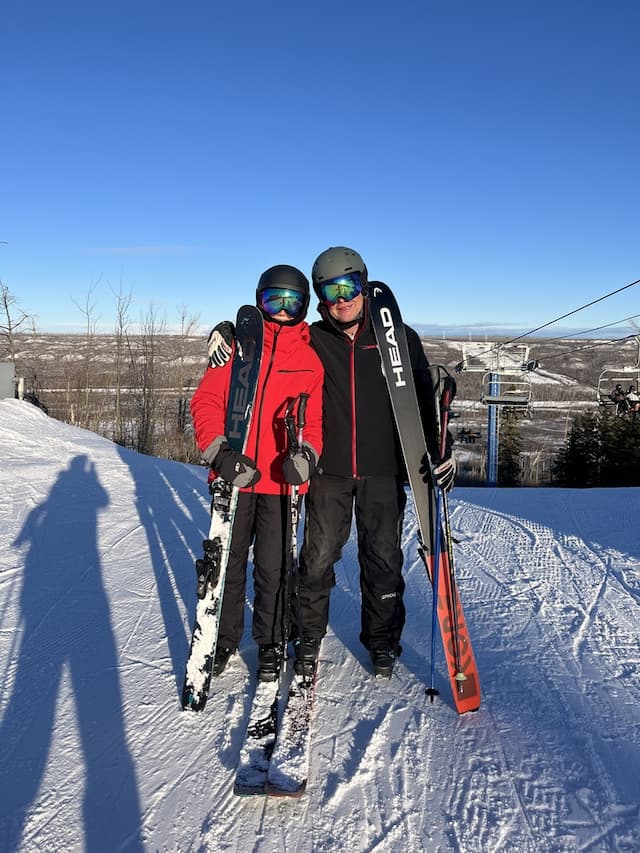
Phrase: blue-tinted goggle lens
[
  {"left": 318, "top": 273, "right": 363, "bottom": 305},
  {"left": 259, "top": 287, "right": 305, "bottom": 317}
]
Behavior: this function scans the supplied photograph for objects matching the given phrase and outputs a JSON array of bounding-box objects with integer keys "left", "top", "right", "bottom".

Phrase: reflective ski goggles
[
  {"left": 259, "top": 287, "right": 306, "bottom": 317},
  {"left": 317, "top": 272, "right": 363, "bottom": 305}
]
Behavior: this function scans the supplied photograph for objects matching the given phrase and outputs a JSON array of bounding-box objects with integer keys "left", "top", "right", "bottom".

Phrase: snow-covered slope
[{"left": 1, "top": 399, "right": 639, "bottom": 852}]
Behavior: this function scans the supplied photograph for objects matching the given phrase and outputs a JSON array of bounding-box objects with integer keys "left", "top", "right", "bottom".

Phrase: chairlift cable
[
  {"left": 532, "top": 313, "right": 640, "bottom": 347},
  {"left": 457, "top": 277, "right": 640, "bottom": 369},
  {"left": 541, "top": 334, "right": 637, "bottom": 365},
  {"left": 503, "top": 277, "right": 640, "bottom": 346}
]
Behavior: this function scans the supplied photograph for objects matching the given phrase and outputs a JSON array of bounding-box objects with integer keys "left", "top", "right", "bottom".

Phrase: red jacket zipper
[{"left": 251, "top": 325, "right": 280, "bottom": 484}]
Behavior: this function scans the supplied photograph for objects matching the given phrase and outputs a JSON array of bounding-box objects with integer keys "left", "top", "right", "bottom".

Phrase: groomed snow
[{"left": 0, "top": 399, "right": 638, "bottom": 852}]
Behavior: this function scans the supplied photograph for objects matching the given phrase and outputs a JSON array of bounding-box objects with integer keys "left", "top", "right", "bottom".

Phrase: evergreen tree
[
  {"left": 498, "top": 408, "right": 523, "bottom": 486},
  {"left": 553, "top": 411, "right": 640, "bottom": 486}
]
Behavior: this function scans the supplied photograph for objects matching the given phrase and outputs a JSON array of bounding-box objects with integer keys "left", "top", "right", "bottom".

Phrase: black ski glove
[
  {"left": 213, "top": 441, "right": 261, "bottom": 488},
  {"left": 207, "top": 321, "right": 235, "bottom": 367},
  {"left": 420, "top": 449, "right": 457, "bottom": 493},
  {"left": 282, "top": 442, "right": 317, "bottom": 486}
]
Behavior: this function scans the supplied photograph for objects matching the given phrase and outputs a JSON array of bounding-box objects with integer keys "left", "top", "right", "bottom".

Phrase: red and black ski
[{"left": 369, "top": 281, "right": 480, "bottom": 714}]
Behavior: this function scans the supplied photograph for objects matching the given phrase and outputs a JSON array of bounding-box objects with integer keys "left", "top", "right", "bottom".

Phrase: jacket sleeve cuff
[
  {"left": 302, "top": 441, "right": 320, "bottom": 464},
  {"left": 202, "top": 435, "right": 226, "bottom": 466}
]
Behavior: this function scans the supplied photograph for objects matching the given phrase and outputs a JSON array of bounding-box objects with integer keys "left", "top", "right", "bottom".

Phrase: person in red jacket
[{"left": 190, "top": 265, "right": 323, "bottom": 681}]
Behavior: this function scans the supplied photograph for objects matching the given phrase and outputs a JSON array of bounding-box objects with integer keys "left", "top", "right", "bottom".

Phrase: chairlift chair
[
  {"left": 481, "top": 371, "right": 532, "bottom": 407},
  {"left": 597, "top": 367, "right": 640, "bottom": 408},
  {"left": 597, "top": 336, "right": 640, "bottom": 405}
]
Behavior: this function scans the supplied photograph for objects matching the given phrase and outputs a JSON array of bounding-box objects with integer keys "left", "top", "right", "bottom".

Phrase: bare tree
[
  {"left": 111, "top": 284, "right": 133, "bottom": 446},
  {"left": 166, "top": 304, "right": 201, "bottom": 461},
  {"left": 128, "top": 302, "right": 166, "bottom": 456},
  {"left": 1, "top": 281, "right": 33, "bottom": 362},
  {"left": 70, "top": 280, "right": 102, "bottom": 428}
]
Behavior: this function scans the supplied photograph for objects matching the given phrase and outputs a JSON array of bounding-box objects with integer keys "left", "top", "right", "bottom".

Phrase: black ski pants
[
  {"left": 298, "top": 472, "right": 407, "bottom": 652},
  {"left": 218, "top": 491, "right": 293, "bottom": 649}
]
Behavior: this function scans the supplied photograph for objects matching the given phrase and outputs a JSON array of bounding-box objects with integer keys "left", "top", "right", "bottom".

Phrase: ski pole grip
[
  {"left": 297, "top": 393, "right": 310, "bottom": 430},
  {"left": 439, "top": 376, "right": 455, "bottom": 450},
  {"left": 439, "top": 389, "right": 452, "bottom": 458}
]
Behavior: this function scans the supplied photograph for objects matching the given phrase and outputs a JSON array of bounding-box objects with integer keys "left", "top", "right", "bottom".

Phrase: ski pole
[
  {"left": 438, "top": 374, "right": 466, "bottom": 691},
  {"left": 426, "top": 487, "right": 443, "bottom": 702},
  {"left": 282, "top": 393, "right": 309, "bottom": 668}
]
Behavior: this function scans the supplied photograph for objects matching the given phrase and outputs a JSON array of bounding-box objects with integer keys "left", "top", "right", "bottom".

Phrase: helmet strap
[{"left": 318, "top": 301, "right": 365, "bottom": 332}]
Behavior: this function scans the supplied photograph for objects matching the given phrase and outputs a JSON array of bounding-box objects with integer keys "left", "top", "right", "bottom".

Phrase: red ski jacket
[{"left": 191, "top": 319, "right": 324, "bottom": 496}]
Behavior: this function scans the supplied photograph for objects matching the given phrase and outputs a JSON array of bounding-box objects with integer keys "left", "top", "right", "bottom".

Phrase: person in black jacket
[
  {"left": 294, "top": 246, "right": 454, "bottom": 680},
  {"left": 206, "top": 247, "right": 455, "bottom": 680}
]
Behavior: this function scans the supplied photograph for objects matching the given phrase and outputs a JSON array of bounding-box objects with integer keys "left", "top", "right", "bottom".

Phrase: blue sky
[{"left": 2, "top": 0, "right": 639, "bottom": 334}]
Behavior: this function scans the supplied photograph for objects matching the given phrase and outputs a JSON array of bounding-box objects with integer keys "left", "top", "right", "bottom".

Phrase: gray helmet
[
  {"left": 311, "top": 246, "right": 368, "bottom": 297},
  {"left": 256, "top": 264, "right": 310, "bottom": 324}
]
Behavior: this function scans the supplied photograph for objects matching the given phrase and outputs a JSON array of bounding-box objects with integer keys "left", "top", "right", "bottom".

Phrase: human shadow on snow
[
  {"left": 0, "top": 455, "right": 143, "bottom": 852},
  {"left": 115, "top": 445, "right": 211, "bottom": 699}
]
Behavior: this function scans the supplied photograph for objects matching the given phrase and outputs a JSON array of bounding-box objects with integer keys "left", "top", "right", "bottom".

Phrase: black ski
[
  {"left": 235, "top": 393, "right": 317, "bottom": 796},
  {"left": 233, "top": 677, "right": 281, "bottom": 795},
  {"left": 265, "top": 668, "right": 317, "bottom": 797},
  {"left": 369, "top": 281, "right": 480, "bottom": 714},
  {"left": 233, "top": 662, "right": 317, "bottom": 797},
  {"left": 182, "top": 305, "right": 263, "bottom": 712},
  {"left": 264, "top": 393, "right": 317, "bottom": 796}
]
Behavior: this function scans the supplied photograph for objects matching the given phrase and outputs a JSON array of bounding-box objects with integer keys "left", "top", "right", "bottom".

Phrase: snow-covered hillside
[{"left": 1, "top": 399, "right": 639, "bottom": 852}]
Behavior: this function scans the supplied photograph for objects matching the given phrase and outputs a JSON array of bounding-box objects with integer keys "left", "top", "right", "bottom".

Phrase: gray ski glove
[
  {"left": 213, "top": 441, "right": 261, "bottom": 488},
  {"left": 207, "top": 321, "right": 235, "bottom": 367},
  {"left": 282, "top": 442, "right": 318, "bottom": 486}
]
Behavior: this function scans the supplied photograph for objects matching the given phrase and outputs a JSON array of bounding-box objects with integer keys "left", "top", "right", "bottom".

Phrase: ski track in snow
[{"left": 1, "top": 400, "right": 639, "bottom": 852}]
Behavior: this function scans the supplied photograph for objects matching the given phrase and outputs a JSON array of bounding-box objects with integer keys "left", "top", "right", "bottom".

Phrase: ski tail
[{"left": 426, "top": 549, "right": 480, "bottom": 714}]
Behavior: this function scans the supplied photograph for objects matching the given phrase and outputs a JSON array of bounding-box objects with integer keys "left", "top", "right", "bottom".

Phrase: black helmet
[
  {"left": 256, "top": 264, "right": 310, "bottom": 325},
  {"left": 311, "top": 246, "right": 368, "bottom": 298}
]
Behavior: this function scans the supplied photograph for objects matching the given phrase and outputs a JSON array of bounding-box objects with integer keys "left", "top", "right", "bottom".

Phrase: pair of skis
[
  {"left": 369, "top": 282, "right": 481, "bottom": 715},
  {"left": 234, "top": 391, "right": 317, "bottom": 798},
  {"left": 234, "top": 663, "right": 316, "bottom": 797}
]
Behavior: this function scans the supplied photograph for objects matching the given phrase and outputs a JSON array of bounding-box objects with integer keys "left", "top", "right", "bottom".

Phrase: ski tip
[
  {"left": 265, "top": 782, "right": 307, "bottom": 798},
  {"left": 233, "top": 784, "right": 267, "bottom": 797},
  {"left": 181, "top": 692, "right": 207, "bottom": 712}
]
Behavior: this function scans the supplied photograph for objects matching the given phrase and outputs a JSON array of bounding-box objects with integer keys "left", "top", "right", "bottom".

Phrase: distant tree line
[{"left": 1, "top": 280, "right": 204, "bottom": 464}]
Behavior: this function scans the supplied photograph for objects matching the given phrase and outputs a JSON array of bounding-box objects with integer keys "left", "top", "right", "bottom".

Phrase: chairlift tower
[{"left": 459, "top": 343, "right": 534, "bottom": 485}]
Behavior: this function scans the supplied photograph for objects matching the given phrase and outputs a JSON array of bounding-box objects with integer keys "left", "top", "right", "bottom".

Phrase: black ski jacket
[{"left": 309, "top": 299, "right": 440, "bottom": 479}]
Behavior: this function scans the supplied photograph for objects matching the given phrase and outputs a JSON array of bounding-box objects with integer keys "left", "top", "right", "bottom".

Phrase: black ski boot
[
  {"left": 257, "top": 644, "right": 282, "bottom": 682},
  {"left": 213, "top": 646, "right": 235, "bottom": 676},
  {"left": 293, "top": 637, "right": 320, "bottom": 679},
  {"left": 370, "top": 645, "right": 396, "bottom": 679}
]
